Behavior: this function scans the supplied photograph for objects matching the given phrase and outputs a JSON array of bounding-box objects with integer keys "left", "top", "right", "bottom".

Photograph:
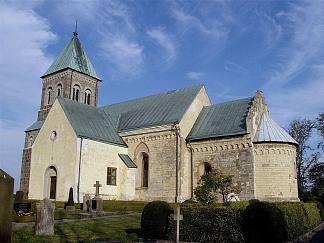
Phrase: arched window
[
  {"left": 72, "top": 85, "right": 80, "bottom": 102},
  {"left": 47, "top": 87, "right": 53, "bottom": 104},
  {"left": 142, "top": 153, "right": 149, "bottom": 187},
  {"left": 84, "top": 89, "right": 91, "bottom": 105},
  {"left": 28, "top": 136, "right": 34, "bottom": 147},
  {"left": 204, "top": 162, "right": 212, "bottom": 174},
  {"left": 57, "top": 84, "right": 62, "bottom": 97}
]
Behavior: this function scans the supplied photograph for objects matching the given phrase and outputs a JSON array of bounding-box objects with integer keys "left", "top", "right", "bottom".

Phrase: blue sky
[{"left": 0, "top": 0, "right": 323, "bottom": 190}]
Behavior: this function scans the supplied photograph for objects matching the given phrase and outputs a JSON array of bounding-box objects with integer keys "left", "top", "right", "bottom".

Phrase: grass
[{"left": 13, "top": 215, "right": 141, "bottom": 243}]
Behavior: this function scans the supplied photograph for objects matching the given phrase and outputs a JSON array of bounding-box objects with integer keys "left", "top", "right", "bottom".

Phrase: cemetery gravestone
[
  {"left": 83, "top": 194, "right": 91, "bottom": 212},
  {"left": 13, "top": 190, "right": 32, "bottom": 216},
  {"left": 64, "top": 187, "right": 75, "bottom": 211},
  {"left": 91, "top": 181, "right": 103, "bottom": 212},
  {"left": 35, "top": 198, "right": 55, "bottom": 235},
  {"left": 0, "top": 169, "right": 14, "bottom": 243}
]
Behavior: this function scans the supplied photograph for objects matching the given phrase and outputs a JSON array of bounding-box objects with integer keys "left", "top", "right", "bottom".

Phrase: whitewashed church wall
[
  {"left": 78, "top": 139, "right": 135, "bottom": 201},
  {"left": 28, "top": 101, "right": 78, "bottom": 201},
  {"left": 179, "top": 86, "right": 211, "bottom": 138},
  {"left": 253, "top": 143, "right": 299, "bottom": 201}
]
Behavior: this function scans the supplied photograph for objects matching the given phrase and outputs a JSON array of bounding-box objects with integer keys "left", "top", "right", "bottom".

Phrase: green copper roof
[
  {"left": 188, "top": 97, "right": 253, "bottom": 141},
  {"left": 42, "top": 33, "right": 99, "bottom": 80},
  {"left": 25, "top": 120, "right": 44, "bottom": 132},
  {"left": 58, "top": 97, "right": 126, "bottom": 147},
  {"left": 118, "top": 154, "right": 137, "bottom": 168},
  {"left": 100, "top": 85, "right": 203, "bottom": 132}
]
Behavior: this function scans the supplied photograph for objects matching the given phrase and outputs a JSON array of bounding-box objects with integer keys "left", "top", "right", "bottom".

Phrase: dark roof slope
[
  {"left": 118, "top": 154, "right": 137, "bottom": 168},
  {"left": 58, "top": 97, "right": 126, "bottom": 147},
  {"left": 25, "top": 120, "right": 44, "bottom": 132},
  {"left": 42, "top": 34, "right": 99, "bottom": 80},
  {"left": 188, "top": 97, "right": 253, "bottom": 141},
  {"left": 100, "top": 85, "right": 203, "bottom": 132}
]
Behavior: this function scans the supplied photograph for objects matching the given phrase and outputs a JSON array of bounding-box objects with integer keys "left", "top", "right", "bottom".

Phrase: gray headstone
[
  {"left": 14, "top": 191, "right": 25, "bottom": 203},
  {"left": 83, "top": 194, "right": 91, "bottom": 212},
  {"left": 35, "top": 198, "right": 55, "bottom": 235},
  {"left": 0, "top": 169, "right": 14, "bottom": 243}
]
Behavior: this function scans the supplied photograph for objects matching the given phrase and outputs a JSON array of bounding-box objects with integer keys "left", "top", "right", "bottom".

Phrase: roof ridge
[
  {"left": 209, "top": 96, "right": 254, "bottom": 107},
  {"left": 100, "top": 84, "right": 204, "bottom": 109}
]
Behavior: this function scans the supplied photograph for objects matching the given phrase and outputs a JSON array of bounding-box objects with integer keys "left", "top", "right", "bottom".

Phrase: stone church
[{"left": 20, "top": 32, "right": 299, "bottom": 203}]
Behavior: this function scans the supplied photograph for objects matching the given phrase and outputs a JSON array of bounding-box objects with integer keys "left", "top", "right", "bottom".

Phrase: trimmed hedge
[
  {"left": 243, "top": 201, "right": 322, "bottom": 242},
  {"left": 242, "top": 202, "right": 287, "bottom": 243},
  {"left": 103, "top": 200, "right": 147, "bottom": 212},
  {"left": 141, "top": 201, "right": 172, "bottom": 240},
  {"left": 169, "top": 206, "right": 244, "bottom": 243}
]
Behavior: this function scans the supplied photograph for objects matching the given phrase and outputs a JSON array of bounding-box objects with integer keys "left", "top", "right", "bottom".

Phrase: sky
[{"left": 0, "top": 0, "right": 323, "bottom": 191}]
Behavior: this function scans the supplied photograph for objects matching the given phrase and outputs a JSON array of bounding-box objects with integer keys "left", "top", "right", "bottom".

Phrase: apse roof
[
  {"left": 42, "top": 33, "right": 99, "bottom": 80},
  {"left": 100, "top": 85, "right": 204, "bottom": 132},
  {"left": 253, "top": 112, "right": 298, "bottom": 145},
  {"left": 188, "top": 97, "right": 253, "bottom": 141}
]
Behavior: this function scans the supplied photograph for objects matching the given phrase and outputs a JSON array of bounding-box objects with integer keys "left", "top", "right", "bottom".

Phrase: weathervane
[{"left": 73, "top": 20, "right": 78, "bottom": 36}]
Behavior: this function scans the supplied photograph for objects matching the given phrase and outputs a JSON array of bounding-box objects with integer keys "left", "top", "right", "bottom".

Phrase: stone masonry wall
[
  {"left": 123, "top": 130, "right": 178, "bottom": 203},
  {"left": 190, "top": 135, "right": 255, "bottom": 200},
  {"left": 254, "top": 143, "right": 298, "bottom": 201},
  {"left": 19, "top": 129, "right": 39, "bottom": 195}
]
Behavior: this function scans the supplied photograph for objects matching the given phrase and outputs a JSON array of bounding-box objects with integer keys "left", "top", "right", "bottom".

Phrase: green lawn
[{"left": 13, "top": 215, "right": 141, "bottom": 243}]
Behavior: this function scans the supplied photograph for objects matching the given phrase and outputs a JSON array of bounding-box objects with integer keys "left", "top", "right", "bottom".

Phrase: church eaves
[
  {"left": 42, "top": 33, "right": 100, "bottom": 80},
  {"left": 187, "top": 97, "right": 254, "bottom": 141}
]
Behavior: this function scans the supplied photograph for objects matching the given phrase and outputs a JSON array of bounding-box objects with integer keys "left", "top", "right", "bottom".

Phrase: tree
[
  {"left": 308, "top": 162, "right": 324, "bottom": 204},
  {"left": 315, "top": 112, "right": 324, "bottom": 152},
  {"left": 288, "top": 118, "right": 316, "bottom": 199},
  {"left": 194, "top": 170, "right": 240, "bottom": 205}
]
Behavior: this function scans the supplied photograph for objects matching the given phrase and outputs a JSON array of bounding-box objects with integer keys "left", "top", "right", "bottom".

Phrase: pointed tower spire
[{"left": 41, "top": 28, "right": 100, "bottom": 80}]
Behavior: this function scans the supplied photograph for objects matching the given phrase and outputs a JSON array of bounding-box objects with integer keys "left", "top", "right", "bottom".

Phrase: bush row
[
  {"left": 102, "top": 200, "right": 148, "bottom": 212},
  {"left": 141, "top": 200, "right": 323, "bottom": 243}
]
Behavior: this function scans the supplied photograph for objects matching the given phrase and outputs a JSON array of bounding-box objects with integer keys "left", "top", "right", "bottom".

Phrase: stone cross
[
  {"left": 173, "top": 206, "right": 183, "bottom": 243},
  {"left": 93, "top": 181, "right": 102, "bottom": 197}
]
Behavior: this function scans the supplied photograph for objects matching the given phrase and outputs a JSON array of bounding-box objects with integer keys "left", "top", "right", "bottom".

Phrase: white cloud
[
  {"left": 186, "top": 71, "right": 204, "bottom": 80},
  {"left": 147, "top": 27, "right": 176, "bottom": 64},
  {"left": 100, "top": 35, "right": 144, "bottom": 77},
  {"left": 172, "top": 8, "right": 229, "bottom": 40},
  {"left": 0, "top": 2, "right": 56, "bottom": 190},
  {"left": 264, "top": 1, "right": 324, "bottom": 126},
  {"left": 224, "top": 61, "right": 248, "bottom": 74}
]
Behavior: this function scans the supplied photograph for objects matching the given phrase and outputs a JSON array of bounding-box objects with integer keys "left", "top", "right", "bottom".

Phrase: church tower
[{"left": 20, "top": 31, "right": 101, "bottom": 195}]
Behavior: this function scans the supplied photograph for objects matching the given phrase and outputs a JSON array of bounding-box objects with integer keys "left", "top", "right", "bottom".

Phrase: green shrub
[
  {"left": 276, "top": 202, "right": 307, "bottom": 240},
  {"left": 141, "top": 201, "right": 172, "bottom": 240},
  {"left": 315, "top": 201, "right": 324, "bottom": 221},
  {"left": 169, "top": 206, "right": 243, "bottom": 243},
  {"left": 103, "top": 200, "right": 147, "bottom": 212},
  {"left": 302, "top": 202, "right": 321, "bottom": 229},
  {"left": 229, "top": 201, "right": 249, "bottom": 210},
  {"left": 242, "top": 201, "right": 287, "bottom": 243}
]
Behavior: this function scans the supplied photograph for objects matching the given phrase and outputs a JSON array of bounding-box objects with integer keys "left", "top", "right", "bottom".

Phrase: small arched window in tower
[
  {"left": 47, "top": 87, "right": 53, "bottom": 105},
  {"left": 84, "top": 89, "right": 92, "bottom": 105},
  {"left": 57, "top": 84, "right": 62, "bottom": 97},
  {"left": 142, "top": 153, "right": 149, "bottom": 187},
  {"left": 72, "top": 85, "right": 80, "bottom": 102},
  {"left": 204, "top": 162, "right": 212, "bottom": 174},
  {"left": 28, "top": 136, "right": 34, "bottom": 147}
]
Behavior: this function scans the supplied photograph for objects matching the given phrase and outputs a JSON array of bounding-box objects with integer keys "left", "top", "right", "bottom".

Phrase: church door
[{"left": 50, "top": 176, "right": 57, "bottom": 199}]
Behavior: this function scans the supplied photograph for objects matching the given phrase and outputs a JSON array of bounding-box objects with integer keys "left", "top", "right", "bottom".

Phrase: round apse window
[{"left": 50, "top": 131, "right": 57, "bottom": 141}]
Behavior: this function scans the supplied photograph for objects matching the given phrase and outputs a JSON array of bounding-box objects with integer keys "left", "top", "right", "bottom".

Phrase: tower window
[
  {"left": 57, "top": 84, "right": 62, "bottom": 97},
  {"left": 84, "top": 89, "right": 92, "bottom": 105},
  {"left": 204, "top": 162, "right": 212, "bottom": 174},
  {"left": 72, "top": 85, "right": 80, "bottom": 102},
  {"left": 47, "top": 87, "right": 53, "bottom": 105}
]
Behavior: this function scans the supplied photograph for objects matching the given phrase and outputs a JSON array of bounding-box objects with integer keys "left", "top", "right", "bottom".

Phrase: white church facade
[{"left": 20, "top": 32, "right": 299, "bottom": 203}]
